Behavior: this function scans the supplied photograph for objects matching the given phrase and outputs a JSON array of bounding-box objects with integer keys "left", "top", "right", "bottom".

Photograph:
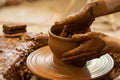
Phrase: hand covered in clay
[
  {"left": 62, "top": 32, "right": 110, "bottom": 66},
  {"left": 52, "top": 5, "right": 95, "bottom": 37}
]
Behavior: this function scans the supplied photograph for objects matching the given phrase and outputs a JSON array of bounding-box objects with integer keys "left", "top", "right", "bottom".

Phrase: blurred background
[{"left": 0, "top": 0, "right": 120, "bottom": 38}]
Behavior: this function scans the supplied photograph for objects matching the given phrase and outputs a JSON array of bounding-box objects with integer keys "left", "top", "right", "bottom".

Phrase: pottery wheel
[{"left": 27, "top": 46, "right": 114, "bottom": 80}]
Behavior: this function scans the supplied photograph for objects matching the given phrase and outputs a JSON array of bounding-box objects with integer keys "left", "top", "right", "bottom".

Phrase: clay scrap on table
[{"left": 0, "top": 24, "right": 48, "bottom": 80}]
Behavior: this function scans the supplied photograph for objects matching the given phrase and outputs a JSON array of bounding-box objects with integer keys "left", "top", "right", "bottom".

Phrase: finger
[
  {"left": 71, "top": 32, "right": 97, "bottom": 41},
  {"left": 59, "top": 25, "right": 69, "bottom": 37},
  {"left": 63, "top": 43, "right": 87, "bottom": 58},
  {"left": 72, "top": 32, "right": 107, "bottom": 41},
  {"left": 62, "top": 51, "right": 97, "bottom": 64},
  {"left": 71, "top": 33, "right": 91, "bottom": 41}
]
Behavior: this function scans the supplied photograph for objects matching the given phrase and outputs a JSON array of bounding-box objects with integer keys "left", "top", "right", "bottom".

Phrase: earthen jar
[{"left": 48, "top": 25, "right": 86, "bottom": 65}]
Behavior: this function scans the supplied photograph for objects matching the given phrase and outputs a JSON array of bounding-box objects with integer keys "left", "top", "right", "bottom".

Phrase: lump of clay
[{"left": 3, "top": 24, "right": 27, "bottom": 37}]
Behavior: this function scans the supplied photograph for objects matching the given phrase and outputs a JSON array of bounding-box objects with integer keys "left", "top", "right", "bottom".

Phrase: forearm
[{"left": 88, "top": 0, "right": 120, "bottom": 17}]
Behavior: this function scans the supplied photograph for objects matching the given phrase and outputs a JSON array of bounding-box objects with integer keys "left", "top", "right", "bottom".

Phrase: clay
[{"left": 3, "top": 24, "right": 26, "bottom": 34}]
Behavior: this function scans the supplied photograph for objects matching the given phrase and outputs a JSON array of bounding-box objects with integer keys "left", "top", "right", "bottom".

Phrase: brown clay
[{"left": 3, "top": 24, "right": 27, "bottom": 34}]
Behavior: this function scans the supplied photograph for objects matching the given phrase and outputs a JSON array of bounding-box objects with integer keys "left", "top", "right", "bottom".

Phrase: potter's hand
[
  {"left": 52, "top": 5, "right": 95, "bottom": 37},
  {"left": 62, "top": 32, "right": 110, "bottom": 66}
]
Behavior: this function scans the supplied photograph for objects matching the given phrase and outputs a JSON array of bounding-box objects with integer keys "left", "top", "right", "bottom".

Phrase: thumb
[{"left": 71, "top": 33, "right": 91, "bottom": 41}]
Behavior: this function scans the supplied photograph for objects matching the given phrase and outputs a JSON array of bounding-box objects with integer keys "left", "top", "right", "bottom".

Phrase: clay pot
[{"left": 48, "top": 25, "right": 81, "bottom": 65}]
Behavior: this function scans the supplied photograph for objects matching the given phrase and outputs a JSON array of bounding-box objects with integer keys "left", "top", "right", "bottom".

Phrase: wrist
[
  {"left": 87, "top": 0, "right": 120, "bottom": 17},
  {"left": 87, "top": 1, "right": 108, "bottom": 17},
  {"left": 103, "top": 36, "right": 120, "bottom": 53}
]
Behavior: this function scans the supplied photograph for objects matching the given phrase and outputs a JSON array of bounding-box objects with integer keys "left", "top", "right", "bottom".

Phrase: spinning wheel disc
[{"left": 27, "top": 46, "right": 114, "bottom": 80}]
